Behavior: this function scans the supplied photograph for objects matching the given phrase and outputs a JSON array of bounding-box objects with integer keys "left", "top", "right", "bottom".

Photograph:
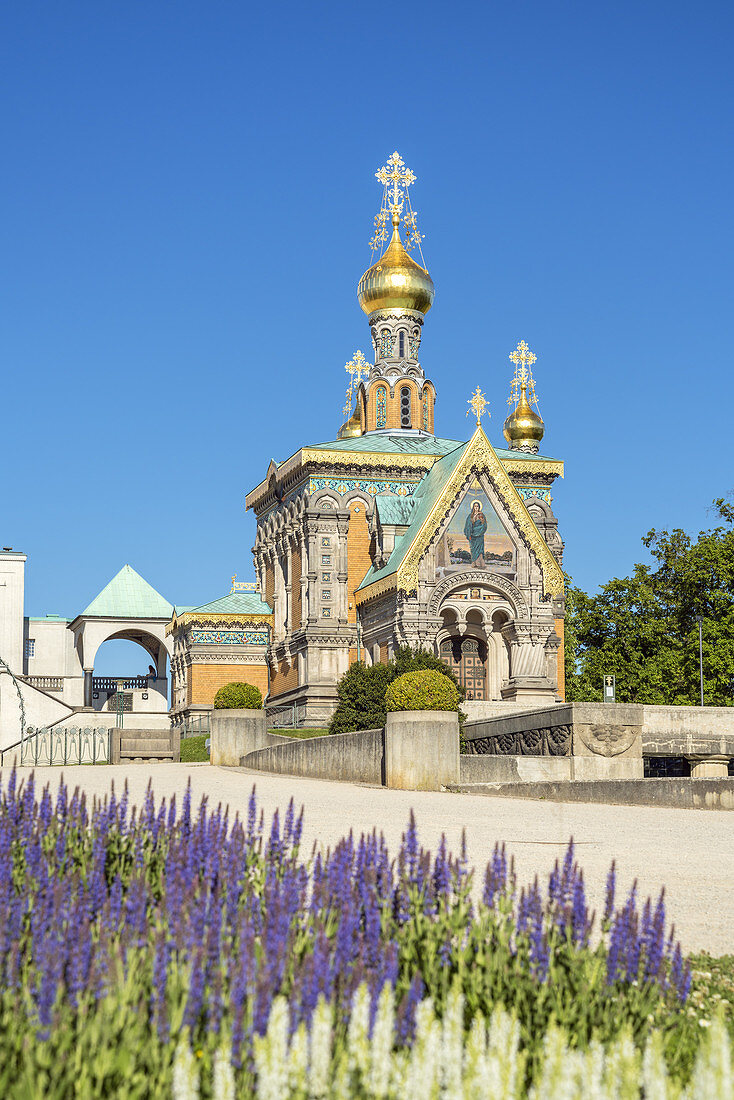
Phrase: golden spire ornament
[
  {"left": 467, "top": 387, "right": 490, "bottom": 427},
  {"left": 504, "top": 340, "right": 544, "bottom": 452},
  {"left": 369, "top": 151, "right": 425, "bottom": 259},
  {"left": 342, "top": 350, "right": 369, "bottom": 417}
]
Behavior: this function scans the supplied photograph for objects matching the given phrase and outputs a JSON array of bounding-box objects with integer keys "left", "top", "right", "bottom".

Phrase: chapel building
[{"left": 243, "top": 153, "right": 567, "bottom": 727}]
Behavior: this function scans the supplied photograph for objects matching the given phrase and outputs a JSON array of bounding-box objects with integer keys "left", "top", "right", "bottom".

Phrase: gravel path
[{"left": 3, "top": 762, "right": 733, "bottom": 955}]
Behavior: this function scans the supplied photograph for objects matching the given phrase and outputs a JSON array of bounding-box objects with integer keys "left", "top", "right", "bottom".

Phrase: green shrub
[
  {"left": 385, "top": 668, "right": 460, "bottom": 712},
  {"left": 328, "top": 646, "right": 463, "bottom": 734},
  {"left": 213, "top": 682, "right": 263, "bottom": 709}
]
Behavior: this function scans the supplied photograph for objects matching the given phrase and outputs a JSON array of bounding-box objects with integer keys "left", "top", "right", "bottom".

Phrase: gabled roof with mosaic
[
  {"left": 246, "top": 431, "right": 563, "bottom": 511},
  {"left": 356, "top": 427, "right": 565, "bottom": 603}
]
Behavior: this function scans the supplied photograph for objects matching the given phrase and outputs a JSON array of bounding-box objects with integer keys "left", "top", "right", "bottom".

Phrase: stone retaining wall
[
  {"left": 243, "top": 729, "right": 384, "bottom": 785},
  {"left": 450, "top": 778, "right": 734, "bottom": 810}
]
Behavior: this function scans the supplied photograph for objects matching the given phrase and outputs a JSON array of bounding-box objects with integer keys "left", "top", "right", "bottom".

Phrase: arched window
[
  {"left": 376, "top": 385, "right": 387, "bottom": 428},
  {"left": 399, "top": 332, "right": 405, "bottom": 357},
  {"left": 400, "top": 386, "right": 411, "bottom": 428}
]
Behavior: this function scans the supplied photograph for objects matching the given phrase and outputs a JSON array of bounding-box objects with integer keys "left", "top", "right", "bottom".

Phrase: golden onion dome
[
  {"left": 357, "top": 213, "right": 434, "bottom": 316},
  {"left": 337, "top": 405, "right": 362, "bottom": 440},
  {"left": 503, "top": 383, "right": 545, "bottom": 450}
]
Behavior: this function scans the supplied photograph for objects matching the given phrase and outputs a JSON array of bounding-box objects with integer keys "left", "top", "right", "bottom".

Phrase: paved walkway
[{"left": 2, "top": 763, "right": 733, "bottom": 955}]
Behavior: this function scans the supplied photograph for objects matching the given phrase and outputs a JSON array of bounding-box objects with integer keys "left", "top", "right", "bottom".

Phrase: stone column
[
  {"left": 83, "top": 668, "right": 94, "bottom": 708},
  {"left": 688, "top": 755, "right": 730, "bottom": 778}
]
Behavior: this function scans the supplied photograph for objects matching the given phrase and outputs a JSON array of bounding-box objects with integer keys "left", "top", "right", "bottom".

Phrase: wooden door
[{"left": 439, "top": 637, "right": 487, "bottom": 700}]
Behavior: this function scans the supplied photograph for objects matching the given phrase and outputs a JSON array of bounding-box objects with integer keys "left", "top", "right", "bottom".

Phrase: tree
[
  {"left": 564, "top": 497, "right": 734, "bottom": 706},
  {"left": 328, "top": 646, "right": 463, "bottom": 735}
]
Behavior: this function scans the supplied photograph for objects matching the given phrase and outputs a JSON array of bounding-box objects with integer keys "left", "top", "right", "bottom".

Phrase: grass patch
[
  {"left": 180, "top": 734, "right": 209, "bottom": 762},
  {"left": 273, "top": 728, "right": 329, "bottom": 739}
]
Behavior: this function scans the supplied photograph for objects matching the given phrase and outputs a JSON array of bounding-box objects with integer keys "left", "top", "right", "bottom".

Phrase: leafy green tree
[{"left": 564, "top": 497, "right": 734, "bottom": 706}]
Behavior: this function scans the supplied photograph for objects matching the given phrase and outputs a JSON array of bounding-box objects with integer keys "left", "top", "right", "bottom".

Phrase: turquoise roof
[
  {"left": 375, "top": 495, "right": 416, "bottom": 526},
  {"left": 304, "top": 432, "right": 561, "bottom": 463},
  {"left": 186, "top": 591, "right": 273, "bottom": 616},
  {"left": 82, "top": 565, "right": 174, "bottom": 619},
  {"left": 357, "top": 441, "right": 471, "bottom": 591},
  {"left": 306, "top": 432, "right": 463, "bottom": 457}
]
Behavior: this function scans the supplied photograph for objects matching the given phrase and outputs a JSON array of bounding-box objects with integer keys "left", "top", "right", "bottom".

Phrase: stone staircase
[{"left": 110, "top": 727, "right": 180, "bottom": 763}]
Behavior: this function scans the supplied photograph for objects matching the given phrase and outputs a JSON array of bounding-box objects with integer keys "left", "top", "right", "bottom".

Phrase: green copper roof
[
  {"left": 304, "top": 432, "right": 561, "bottom": 463},
  {"left": 357, "top": 441, "right": 471, "bottom": 591},
  {"left": 375, "top": 495, "right": 416, "bottom": 526},
  {"left": 82, "top": 565, "right": 174, "bottom": 619},
  {"left": 187, "top": 591, "right": 273, "bottom": 616},
  {"left": 306, "top": 433, "right": 464, "bottom": 456}
]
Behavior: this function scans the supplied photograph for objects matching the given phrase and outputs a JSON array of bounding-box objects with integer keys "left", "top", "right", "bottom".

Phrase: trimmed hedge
[
  {"left": 213, "top": 682, "right": 263, "bottom": 710},
  {"left": 385, "top": 669, "right": 460, "bottom": 712}
]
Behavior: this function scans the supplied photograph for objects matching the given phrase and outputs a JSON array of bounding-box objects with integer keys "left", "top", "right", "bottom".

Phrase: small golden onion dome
[
  {"left": 337, "top": 405, "right": 363, "bottom": 440},
  {"left": 357, "top": 213, "right": 434, "bottom": 316},
  {"left": 503, "top": 383, "right": 545, "bottom": 449}
]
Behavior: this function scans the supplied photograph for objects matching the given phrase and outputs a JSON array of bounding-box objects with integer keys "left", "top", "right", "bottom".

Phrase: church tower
[{"left": 350, "top": 153, "right": 437, "bottom": 435}]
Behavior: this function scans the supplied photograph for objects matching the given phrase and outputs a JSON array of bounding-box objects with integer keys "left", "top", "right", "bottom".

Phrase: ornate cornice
[
  {"left": 427, "top": 571, "right": 528, "bottom": 617},
  {"left": 169, "top": 613, "right": 273, "bottom": 634},
  {"left": 301, "top": 447, "right": 439, "bottom": 472},
  {"left": 502, "top": 458, "right": 564, "bottom": 478},
  {"left": 357, "top": 427, "right": 565, "bottom": 604}
]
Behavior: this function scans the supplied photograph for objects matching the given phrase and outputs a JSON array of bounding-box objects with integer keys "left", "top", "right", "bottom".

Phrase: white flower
[{"left": 172, "top": 1037, "right": 200, "bottom": 1100}]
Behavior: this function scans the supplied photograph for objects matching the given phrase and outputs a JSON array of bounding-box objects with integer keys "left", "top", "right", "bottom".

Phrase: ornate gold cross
[
  {"left": 343, "top": 351, "right": 369, "bottom": 418},
  {"left": 370, "top": 151, "right": 422, "bottom": 254},
  {"left": 467, "top": 387, "right": 490, "bottom": 426},
  {"left": 508, "top": 340, "right": 539, "bottom": 406},
  {"left": 375, "top": 151, "right": 416, "bottom": 214}
]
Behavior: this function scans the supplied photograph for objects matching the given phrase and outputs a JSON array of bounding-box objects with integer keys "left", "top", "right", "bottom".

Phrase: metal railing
[
  {"left": 93, "top": 676, "right": 151, "bottom": 692},
  {"left": 183, "top": 713, "right": 211, "bottom": 737},
  {"left": 1, "top": 727, "right": 110, "bottom": 766},
  {"left": 266, "top": 703, "right": 307, "bottom": 730}
]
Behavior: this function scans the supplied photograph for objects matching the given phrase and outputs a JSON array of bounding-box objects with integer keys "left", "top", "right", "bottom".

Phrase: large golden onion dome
[
  {"left": 357, "top": 213, "right": 434, "bottom": 316},
  {"left": 503, "top": 383, "right": 545, "bottom": 450}
]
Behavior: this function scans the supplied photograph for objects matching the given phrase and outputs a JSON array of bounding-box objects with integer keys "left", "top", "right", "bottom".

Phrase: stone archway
[
  {"left": 435, "top": 576, "right": 514, "bottom": 702},
  {"left": 439, "top": 635, "right": 488, "bottom": 700}
]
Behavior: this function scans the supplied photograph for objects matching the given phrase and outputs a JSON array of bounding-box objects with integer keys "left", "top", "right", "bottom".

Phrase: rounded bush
[
  {"left": 385, "top": 669, "right": 459, "bottom": 712},
  {"left": 213, "top": 682, "right": 263, "bottom": 710}
]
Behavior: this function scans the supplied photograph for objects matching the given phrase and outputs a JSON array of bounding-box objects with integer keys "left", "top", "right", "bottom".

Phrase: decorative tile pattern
[
  {"left": 321, "top": 537, "right": 331, "bottom": 546},
  {"left": 321, "top": 608, "right": 331, "bottom": 617},
  {"left": 322, "top": 554, "right": 331, "bottom": 565},
  {"left": 309, "top": 477, "right": 418, "bottom": 498},
  {"left": 409, "top": 335, "right": 419, "bottom": 357},
  {"left": 516, "top": 486, "right": 552, "bottom": 504},
  {"left": 322, "top": 590, "right": 331, "bottom": 600},
  {"left": 322, "top": 572, "right": 331, "bottom": 582},
  {"left": 379, "top": 333, "right": 394, "bottom": 358},
  {"left": 191, "top": 629, "right": 269, "bottom": 645},
  {"left": 376, "top": 385, "right": 387, "bottom": 428},
  {"left": 422, "top": 389, "right": 429, "bottom": 431}
]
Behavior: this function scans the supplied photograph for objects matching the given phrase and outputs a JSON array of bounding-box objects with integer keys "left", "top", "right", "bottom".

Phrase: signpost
[{"left": 603, "top": 674, "right": 616, "bottom": 703}]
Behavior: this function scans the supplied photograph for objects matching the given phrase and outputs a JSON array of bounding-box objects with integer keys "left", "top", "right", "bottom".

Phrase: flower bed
[{"left": 0, "top": 770, "right": 729, "bottom": 1097}]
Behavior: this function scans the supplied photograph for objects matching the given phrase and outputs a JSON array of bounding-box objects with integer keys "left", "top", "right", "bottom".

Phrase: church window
[
  {"left": 25, "top": 639, "right": 35, "bottom": 658},
  {"left": 400, "top": 386, "right": 412, "bottom": 428},
  {"left": 376, "top": 386, "right": 387, "bottom": 428},
  {"left": 379, "top": 331, "right": 394, "bottom": 358},
  {"left": 422, "top": 389, "right": 429, "bottom": 430},
  {"left": 399, "top": 332, "right": 405, "bottom": 357}
]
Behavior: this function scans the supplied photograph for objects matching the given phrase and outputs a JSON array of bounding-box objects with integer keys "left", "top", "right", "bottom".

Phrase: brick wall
[
  {"left": 347, "top": 500, "right": 371, "bottom": 625},
  {"left": 189, "top": 662, "right": 269, "bottom": 705},
  {"left": 270, "top": 656, "right": 298, "bottom": 699},
  {"left": 554, "top": 618, "right": 565, "bottom": 701}
]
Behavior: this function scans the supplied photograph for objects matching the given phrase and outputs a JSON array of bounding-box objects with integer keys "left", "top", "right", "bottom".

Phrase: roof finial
[
  {"left": 369, "top": 151, "right": 425, "bottom": 258},
  {"left": 467, "top": 387, "right": 490, "bottom": 427}
]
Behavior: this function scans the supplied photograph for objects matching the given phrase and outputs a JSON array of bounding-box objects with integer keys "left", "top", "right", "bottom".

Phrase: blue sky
[{"left": 2, "top": 2, "right": 732, "bottom": 673}]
